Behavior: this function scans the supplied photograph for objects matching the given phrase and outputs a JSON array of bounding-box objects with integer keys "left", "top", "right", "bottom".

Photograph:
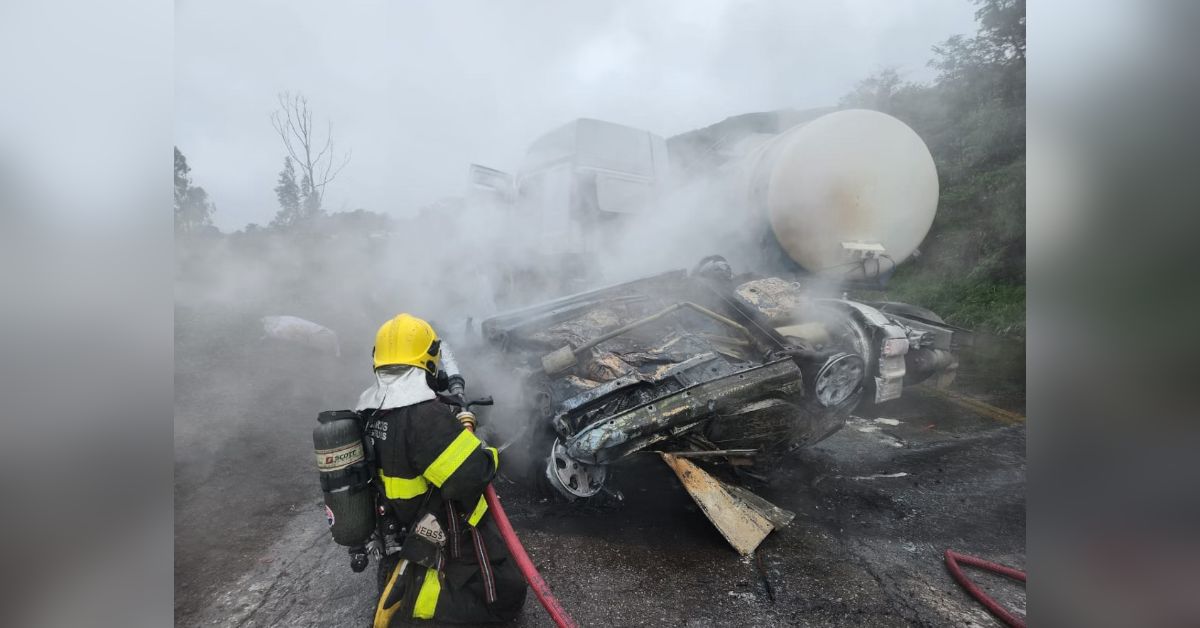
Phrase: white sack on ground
[{"left": 260, "top": 315, "right": 341, "bottom": 357}]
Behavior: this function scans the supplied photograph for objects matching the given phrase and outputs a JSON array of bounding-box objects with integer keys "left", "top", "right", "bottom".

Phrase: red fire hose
[
  {"left": 461, "top": 412, "right": 578, "bottom": 628},
  {"left": 484, "top": 485, "right": 579, "bottom": 628},
  {"left": 944, "top": 549, "right": 1026, "bottom": 628}
]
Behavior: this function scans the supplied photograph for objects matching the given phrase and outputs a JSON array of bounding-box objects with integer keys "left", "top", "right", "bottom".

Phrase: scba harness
[{"left": 366, "top": 398, "right": 506, "bottom": 625}]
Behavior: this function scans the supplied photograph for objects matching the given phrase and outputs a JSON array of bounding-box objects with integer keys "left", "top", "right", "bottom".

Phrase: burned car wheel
[
  {"left": 812, "top": 352, "right": 865, "bottom": 407},
  {"left": 544, "top": 438, "right": 608, "bottom": 500}
]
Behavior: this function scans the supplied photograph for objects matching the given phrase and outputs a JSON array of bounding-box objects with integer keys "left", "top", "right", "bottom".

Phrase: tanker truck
[
  {"left": 469, "top": 109, "right": 940, "bottom": 283},
  {"left": 465, "top": 110, "right": 963, "bottom": 514}
]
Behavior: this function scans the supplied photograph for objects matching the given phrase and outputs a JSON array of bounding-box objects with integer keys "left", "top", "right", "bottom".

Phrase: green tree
[
  {"left": 174, "top": 147, "right": 216, "bottom": 233},
  {"left": 174, "top": 147, "right": 190, "bottom": 212},
  {"left": 839, "top": 67, "right": 906, "bottom": 112},
  {"left": 300, "top": 172, "right": 320, "bottom": 215},
  {"left": 323, "top": 208, "right": 393, "bottom": 234},
  {"left": 271, "top": 157, "right": 302, "bottom": 228}
]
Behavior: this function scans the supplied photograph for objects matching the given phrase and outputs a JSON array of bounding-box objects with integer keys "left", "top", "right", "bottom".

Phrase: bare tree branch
[
  {"left": 271, "top": 91, "right": 351, "bottom": 213},
  {"left": 271, "top": 108, "right": 304, "bottom": 166},
  {"left": 327, "top": 149, "right": 351, "bottom": 184}
]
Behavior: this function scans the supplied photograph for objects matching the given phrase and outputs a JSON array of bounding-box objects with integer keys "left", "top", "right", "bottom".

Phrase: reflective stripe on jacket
[{"left": 369, "top": 398, "right": 498, "bottom": 527}]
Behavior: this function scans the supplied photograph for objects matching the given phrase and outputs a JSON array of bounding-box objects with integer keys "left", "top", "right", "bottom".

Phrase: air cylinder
[{"left": 313, "top": 410, "right": 375, "bottom": 546}]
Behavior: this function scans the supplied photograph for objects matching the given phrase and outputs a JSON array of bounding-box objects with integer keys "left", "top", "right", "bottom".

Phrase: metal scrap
[{"left": 584, "top": 352, "right": 632, "bottom": 382}]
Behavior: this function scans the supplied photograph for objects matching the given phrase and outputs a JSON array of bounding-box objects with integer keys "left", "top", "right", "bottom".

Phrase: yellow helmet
[{"left": 373, "top": 313, "right": 441, "bottom": 373}]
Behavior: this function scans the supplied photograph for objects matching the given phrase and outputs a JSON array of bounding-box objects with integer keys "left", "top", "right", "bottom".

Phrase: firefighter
[{"left": 357, "top": 313, "right": 527, "bottom": 625}]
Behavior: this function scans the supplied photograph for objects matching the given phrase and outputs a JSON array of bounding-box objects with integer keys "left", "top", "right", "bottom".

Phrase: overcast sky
[{"left": 175, "top": 1, "right": 977, "bottom": 231}]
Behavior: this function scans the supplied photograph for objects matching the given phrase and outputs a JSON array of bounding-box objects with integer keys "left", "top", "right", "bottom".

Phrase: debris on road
[
  {"left": 846, "top": 472, "right": 910, "bottom": 481},
  {"left": 661, "top": 452, "right": 794, "bottom": 555}
]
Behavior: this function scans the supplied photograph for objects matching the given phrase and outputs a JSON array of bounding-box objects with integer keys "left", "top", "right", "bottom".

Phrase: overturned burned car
[{"left": 479, "top": 257, "right": 962, "bottom": 504}]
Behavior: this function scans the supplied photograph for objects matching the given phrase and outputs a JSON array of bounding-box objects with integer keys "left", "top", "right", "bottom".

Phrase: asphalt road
[{"left": 175, "top": 310, "right": 1025, "bottom": 627}]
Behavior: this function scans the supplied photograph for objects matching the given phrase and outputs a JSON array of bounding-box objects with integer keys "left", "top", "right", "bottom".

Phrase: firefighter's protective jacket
[{"left": 357, "top": 363, "right": 526, "bottom": 625}]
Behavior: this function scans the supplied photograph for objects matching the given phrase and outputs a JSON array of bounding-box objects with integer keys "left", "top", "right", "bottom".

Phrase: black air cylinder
[{"left": 313, "top": 410, "right": 375, "bottom": 546}]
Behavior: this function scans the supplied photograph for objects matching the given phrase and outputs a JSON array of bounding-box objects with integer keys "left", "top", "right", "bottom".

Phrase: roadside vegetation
[{"left": 843, "top": 0, "right": 1026, "bottom": 335}]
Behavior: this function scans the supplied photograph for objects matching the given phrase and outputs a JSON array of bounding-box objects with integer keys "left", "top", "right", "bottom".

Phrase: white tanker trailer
[{"left": 733, "top": 109, "right": 939, "bottom": 280}]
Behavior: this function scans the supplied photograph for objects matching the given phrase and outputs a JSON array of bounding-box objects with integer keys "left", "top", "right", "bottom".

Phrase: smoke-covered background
[{"left": 0, "top": 0, "right": 1197, "bottom": 626}]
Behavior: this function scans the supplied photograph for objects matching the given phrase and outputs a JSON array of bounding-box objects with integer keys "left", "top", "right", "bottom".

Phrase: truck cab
[{"left": 469, "top": 119, "right": 669, "bottom": 299}]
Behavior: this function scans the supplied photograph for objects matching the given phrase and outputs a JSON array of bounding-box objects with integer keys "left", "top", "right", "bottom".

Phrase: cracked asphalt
[{"left": 175, "top": 307, "right": 1025, "bottom": 627}]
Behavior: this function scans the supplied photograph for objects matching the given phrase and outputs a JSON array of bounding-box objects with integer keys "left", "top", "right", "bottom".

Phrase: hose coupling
[{"left": 456, "top": 410, "right": 477, "bottom": 431}]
